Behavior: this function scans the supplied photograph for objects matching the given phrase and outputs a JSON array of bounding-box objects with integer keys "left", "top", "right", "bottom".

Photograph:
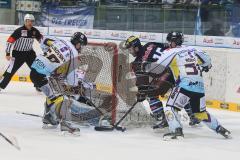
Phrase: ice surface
[{"left": 0, "top": 82, "right": 239, "bottom": 160}]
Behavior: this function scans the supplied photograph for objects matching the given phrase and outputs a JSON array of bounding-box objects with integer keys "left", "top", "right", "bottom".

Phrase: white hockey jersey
[
  {"left": 152, "top": 45, "right": 211, "bottom": 93},
  {"left": 32, "top": 36, "right": 79, "bottom": 77},
  {"left": 32, "top": 36, "right": 94, "bottom": 88}
]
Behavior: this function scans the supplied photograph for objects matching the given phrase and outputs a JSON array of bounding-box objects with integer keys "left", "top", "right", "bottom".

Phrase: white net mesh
[{"left": 81, "top": 42, "right": 153, "bottom": 127}]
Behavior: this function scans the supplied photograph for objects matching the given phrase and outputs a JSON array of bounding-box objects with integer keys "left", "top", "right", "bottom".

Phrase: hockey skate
[
  {"left": 163, "top": 128, "right": 184, "bottom": 141},
  {"left": 216, "top": 125, "right": 231, "bottom": 139}
]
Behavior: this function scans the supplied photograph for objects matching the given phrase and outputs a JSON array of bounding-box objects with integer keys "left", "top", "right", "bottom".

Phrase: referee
[{"left": 0, "top": 14, "right": 42, "bottom": 91}]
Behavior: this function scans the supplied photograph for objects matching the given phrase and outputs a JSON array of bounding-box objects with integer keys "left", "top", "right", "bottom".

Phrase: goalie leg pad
[
  {"left": 42, "top": 96, "right": 64, "bottom": 126},
  {"left": 60, "top": 97, "right": 101, "bottom": 126}
]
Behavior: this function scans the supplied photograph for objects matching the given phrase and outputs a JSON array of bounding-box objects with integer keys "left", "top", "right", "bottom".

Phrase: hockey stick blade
[
  {"left": 94, "top": 101, "right": 138, "bottom": 132},
  {"left": 94, "top": 125, "right": 126, "bottom": 132},
  {"left": 94, "top": 126, "right": 114, "bottom": 131},
  {"left": 0, "top": 133, "right": 21, "bottom": 150}
]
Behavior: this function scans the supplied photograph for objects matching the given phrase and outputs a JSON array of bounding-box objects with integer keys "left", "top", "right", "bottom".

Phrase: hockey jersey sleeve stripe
[{"left": 7, "top": 36, "right": 16, "bottom": 43}]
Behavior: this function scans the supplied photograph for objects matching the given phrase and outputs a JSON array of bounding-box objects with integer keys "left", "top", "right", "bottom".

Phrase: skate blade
[
  {"left": 60, "top": 130, "right": 81, "bottom": 137},
  {"left": 42, "top": 124, "right": 58, "bottom": 129},
  {"left": 163, "top": 135, "right": 184, "bottom": 141}
]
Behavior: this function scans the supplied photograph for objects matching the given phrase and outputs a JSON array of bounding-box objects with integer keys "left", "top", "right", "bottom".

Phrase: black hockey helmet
[
  {"left": 124, "top": 36, "right": 141, "bottom": 49},
  {"left": 71, "top": 32, "right": 88, "bottom": 46},
  {"left": 166, "top": 31, "right": 184, "bottom": 46}
]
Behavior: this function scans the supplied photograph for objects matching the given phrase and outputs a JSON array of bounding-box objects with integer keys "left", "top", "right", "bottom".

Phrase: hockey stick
[
  {"left": 94, "top": 101, "right": 138, "bottom": 132},
  {"left": 16, "top": 111, "right": 92, "bottom": 128},
  {"left": 0, "top": 132, "right": 21, "bottom": 150},
  {"left": 16, "top": 111, "right": 42, "bottom": 118}
]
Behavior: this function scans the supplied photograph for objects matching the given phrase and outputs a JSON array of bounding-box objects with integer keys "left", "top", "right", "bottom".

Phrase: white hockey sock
[
  {"left": 164, "top": 105, "right": 182, "bottom": 132},
  {"left": 202, "top": 112, "right": 220, "bottom": 132}
]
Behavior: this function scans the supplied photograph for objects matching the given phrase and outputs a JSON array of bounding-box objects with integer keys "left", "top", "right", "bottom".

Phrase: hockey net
[{"left": 81, "top": 42, "right": 153, "bottom": 126}]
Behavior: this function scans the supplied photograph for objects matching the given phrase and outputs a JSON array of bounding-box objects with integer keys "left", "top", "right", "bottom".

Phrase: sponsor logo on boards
[
  {"left": 220, "top": 103, "right": 229, "bottom": 110},
  {"left": 233, "top": 40, "right": 240, "bottom": 46},
  {"left": 237, "top": 105, "right": 240, "bottom": 111},
  {"left": 19, "top": 77, "right": 27, "bottom": 82},
  {"left": 203, "top": 38, "right": 214, "bottom": 44}
]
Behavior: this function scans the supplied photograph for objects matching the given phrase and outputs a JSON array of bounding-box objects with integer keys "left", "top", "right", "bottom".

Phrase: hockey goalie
[{"left": 30, "top": 32, "right": 113, "bottom": 134}]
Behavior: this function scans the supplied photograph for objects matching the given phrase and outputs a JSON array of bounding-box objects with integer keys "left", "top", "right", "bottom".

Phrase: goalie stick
[
  {"left": 0, "top": 132, "right": 21, "bottom": 150},
  {"left": 94, "top": 101, "right": 138, "bottom": 132},
  {"left": 94, "top": 68, "right": 174, "bottom": 132}
]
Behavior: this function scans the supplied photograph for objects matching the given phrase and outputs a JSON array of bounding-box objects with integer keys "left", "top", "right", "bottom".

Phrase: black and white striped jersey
[{"left": 6, "top": 25, "right": 42, "bottom": 55}]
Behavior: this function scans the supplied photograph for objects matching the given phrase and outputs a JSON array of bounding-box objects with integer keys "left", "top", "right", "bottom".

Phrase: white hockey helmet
[{"left": 24, "top": 14, "right": 35, "bottom": 22}]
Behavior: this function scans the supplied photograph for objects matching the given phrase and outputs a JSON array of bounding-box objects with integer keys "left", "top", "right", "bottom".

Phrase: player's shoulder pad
[{"left": 43, "top": 38, "right": 55, "bottom": 46}]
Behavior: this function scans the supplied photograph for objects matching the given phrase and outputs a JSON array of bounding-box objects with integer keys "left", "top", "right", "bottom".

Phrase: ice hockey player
[
  {"left": 123, "top": 36, "right": 200, "bottom": 129},
  {"left": 30, "top": 32, "right": 109, "bottom": 134},
  {"left": 124, "top": 36, "right": 174, "bottom": 129},
  {"left": 152, "top": 31, "right": 231, "bottom": 140}
]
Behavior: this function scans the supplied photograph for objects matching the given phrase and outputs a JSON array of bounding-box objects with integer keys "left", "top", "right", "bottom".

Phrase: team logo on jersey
[
  {"left": 21, "top": 30, "right": 28, "bottom": 37},
  {"left": 35, "top": 59, "right": 45, "bottom": 69}
]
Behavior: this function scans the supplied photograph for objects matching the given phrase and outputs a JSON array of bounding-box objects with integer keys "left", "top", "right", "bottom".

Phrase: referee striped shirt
[{"left": 6, "top": 25, "right": 42, "bottom": 55}]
